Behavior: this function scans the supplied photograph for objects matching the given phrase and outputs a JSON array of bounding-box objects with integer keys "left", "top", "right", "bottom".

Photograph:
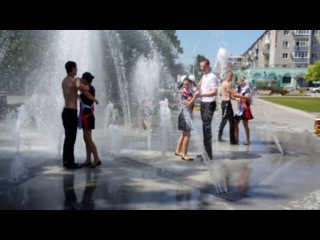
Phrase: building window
[
  {"left": 295, "top": 64, "right": 308, "bottom": 68},
  {"left": 294, "top": 51, "right": 308, "bottom": 58},
  {"left": 282, "top": 65, "right": 288, "bottom": 68},
  {"left": 312, "top": 30, "right": 319, "bottom": 35},
  {"left": 311, "top": 53, "right": 318, "bottom": 59},
  {"left": 282, "top": 53, "right": 288, "bottom": 59},
  {"left": 283, "top": 76, "right": 291, "bottom": 83},
  {"left": 295, "top": 30, "right": 310, "bottom": 35},
  {"left": 312, "top": 41, "right": 318, "bottom": 48},
  {"left": 283, "top": 41, "right": 289, "bottom": 48},
  {"left": 295, "top": 40, "right": 309, "bottom": 47},
  {"left": 284, "top": 30, "right": 290, "bottom": 35}
]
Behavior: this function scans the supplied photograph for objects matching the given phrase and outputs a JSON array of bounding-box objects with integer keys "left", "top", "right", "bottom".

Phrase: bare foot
[{"left": 244, "top": 140, "right": 250, "bottom": 145}]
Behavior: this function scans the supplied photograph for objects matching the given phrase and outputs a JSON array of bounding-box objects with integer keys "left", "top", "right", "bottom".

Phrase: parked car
[{"left": 311, "top": 87, "right": 320, "bottom": 93}]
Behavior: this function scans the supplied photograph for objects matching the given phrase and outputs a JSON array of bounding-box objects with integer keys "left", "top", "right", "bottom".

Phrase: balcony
[
  {"left": 293, "top": 30, "right": 310, "bottom": 36},
  {"left": 292, "top": 31, "right": 309, "bottom": 39},
  {"left": 294, "top": 46, "right": 309, "bottom": 51},
  {"left": 262, "top": 48, "right": 270, "bottom": 55},
  {"left": 264, "top": 38, "right": 270, "bottom": 45},
  {"left": 292, "top": 58, "right": 309, "bottom": 63}
]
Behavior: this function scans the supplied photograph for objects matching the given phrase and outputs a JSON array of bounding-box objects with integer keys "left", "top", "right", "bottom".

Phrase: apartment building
[
  {"left": 242, "top": 30, "right": 320, "bottom": 68},
  {"left": 238, "top": 30, "right": 320, "bottom": 89}
]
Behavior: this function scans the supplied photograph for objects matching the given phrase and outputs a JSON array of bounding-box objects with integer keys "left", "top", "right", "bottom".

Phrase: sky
[{"left": 176, "top": 30, "right": 266, "bottom": 67}]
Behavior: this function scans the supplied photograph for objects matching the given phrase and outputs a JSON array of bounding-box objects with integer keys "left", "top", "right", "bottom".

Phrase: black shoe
[
  {"left": 218, "top": 139, "right": 226, "bottom": 142},
  {"left": 230, "top": 141, "right": 238, "bottom": 145},
  {"left": 64, "top": 163, "right": 83, "bottom": 169}
]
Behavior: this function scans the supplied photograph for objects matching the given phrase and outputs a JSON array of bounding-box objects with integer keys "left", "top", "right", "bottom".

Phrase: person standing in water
[
  {"left": 218, "top": 71, "right": 249, "bottom": 144},
  {"left": 76, "top": 72, "right": 101, "bottom": 168},
  {"left": 196, "top": 59, "right": 218, "bottom": 160},
  {"left": 61, "top": 61, "right": 97, "bottom": 169},
  {"left": 234, "top": 77, "right": 254, "bottom": 145},
  {"left": 175, "top": 77, "right": 199, "bottom": 161}
]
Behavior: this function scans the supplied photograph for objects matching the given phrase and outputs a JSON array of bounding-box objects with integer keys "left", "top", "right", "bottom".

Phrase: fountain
[
  {"left": 0, "top": 30, "right": 178, "bottom": 179},
  {"left": 0, "top": 31, "right": 261, "bottom": 209},
  {"left": 159, "top": 98, "right": 172, "bottom": 172},
  {"left": 262, "top": 110, "right": 285, "bottom": 155},
  {"left": 103, "top": 101, "right": 121, "bottom": 158}
]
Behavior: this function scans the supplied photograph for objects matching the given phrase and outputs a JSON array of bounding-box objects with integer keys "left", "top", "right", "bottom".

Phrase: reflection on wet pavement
[{"left": 1, "top": 98, "right": 320, "bottom": 210}]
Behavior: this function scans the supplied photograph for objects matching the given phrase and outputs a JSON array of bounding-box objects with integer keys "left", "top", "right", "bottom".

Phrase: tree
[
  {"left": 305, "top": 60, "right": 320, "bottom": 83},
  {"left": 147, "top": 30, "right": 183, "bottom": 79},
  {"left": 0, "top": 30, "right": 56, "bottom": 92}
]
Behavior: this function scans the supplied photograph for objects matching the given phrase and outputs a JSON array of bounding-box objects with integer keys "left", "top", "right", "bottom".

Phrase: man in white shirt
[{"left": 196, "top": 59, "right": 218, "bottom": 160}]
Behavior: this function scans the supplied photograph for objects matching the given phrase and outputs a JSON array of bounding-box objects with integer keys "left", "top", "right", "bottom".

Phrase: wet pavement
[{"left": 0, "top": 97, "right": 320, "bottom": 210}]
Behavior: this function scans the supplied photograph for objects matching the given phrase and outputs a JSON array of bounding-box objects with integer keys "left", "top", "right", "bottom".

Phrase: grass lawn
[
  {"left": 286, "top": 93, "right": 309, "bottom": 96},
  {"left": 259, "top": 97, "right": 320, "bottom": 113}
]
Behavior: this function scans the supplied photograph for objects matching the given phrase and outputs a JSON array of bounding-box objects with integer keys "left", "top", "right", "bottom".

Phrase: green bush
[{"left": 270, "top": 88, "right": 289, "bottom": 95}]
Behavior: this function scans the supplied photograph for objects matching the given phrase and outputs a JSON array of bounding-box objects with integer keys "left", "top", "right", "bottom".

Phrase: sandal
[
  {"left": 181, "top": 155, "right": 194, "bottom": 161},
  {"left": 91, "top": 161, "right": 102, "bottom": 168},
  {"left": 244, "top": 141, "right": 250, "bottom": 145},
  {"left": 80, "top": 161, "right": 92, "bottom": 167}
]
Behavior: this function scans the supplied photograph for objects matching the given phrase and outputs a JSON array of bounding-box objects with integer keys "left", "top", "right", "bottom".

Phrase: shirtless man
[
  {"left": 217, "top": 71, "right": 249, "bottom": 144},
  {"left": 61, "top": 61, "right": 98, "bottom": 169}
]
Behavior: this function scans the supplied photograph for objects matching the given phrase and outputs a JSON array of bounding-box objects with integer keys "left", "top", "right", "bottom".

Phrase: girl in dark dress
[
  {"left": 76, "top": 72, "right": 101, "bottom": 168},
  {"left": 175, "top": 77, "right": 199, "bottom": 161}
]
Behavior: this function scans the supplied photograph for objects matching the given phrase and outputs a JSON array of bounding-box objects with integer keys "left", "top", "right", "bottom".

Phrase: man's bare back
[{"left": 62, "top": 76, "right": 78, "bottom": 110}]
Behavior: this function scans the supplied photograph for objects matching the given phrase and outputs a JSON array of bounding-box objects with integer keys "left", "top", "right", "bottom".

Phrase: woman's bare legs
[
  {"left": 175, "top": 131, "right": 192, "bottom": 160},
  {"left": 175, "top": 134, "right": 184, "bottom": 156},
  {"left": 86, "top": 144, "right": 91, "bottom": 162},
  {"left": 83, "top": 130, "right": 100, "bottom": 165},
  {"left": 181, "top": 131, "right": 192, "bottom": 160},
  {"left": 243, "top": 120, "right": 250, "bottom": 144}
]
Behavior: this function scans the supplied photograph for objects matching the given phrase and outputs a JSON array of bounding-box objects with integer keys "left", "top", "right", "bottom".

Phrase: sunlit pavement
[{"left": 0, "top": 97, "right": 319, "bottom": 210}]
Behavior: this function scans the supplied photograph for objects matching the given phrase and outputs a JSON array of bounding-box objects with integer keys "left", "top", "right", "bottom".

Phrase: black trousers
[
  {"left": 200, "top": 101, "right": 216, "bottom": 159},
  {"left": 62, "top": 108, "right": 78, "bottom": 166},
  {"left": 218, "top": 100, "right": 236, "bottom": 143}
]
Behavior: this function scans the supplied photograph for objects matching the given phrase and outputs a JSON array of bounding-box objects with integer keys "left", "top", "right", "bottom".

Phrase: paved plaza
[{"left": 0, "top": 96, "right": 319, "bottom": 210}]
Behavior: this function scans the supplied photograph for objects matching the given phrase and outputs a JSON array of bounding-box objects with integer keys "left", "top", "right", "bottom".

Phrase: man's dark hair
[
  {"left": 201, "top": 59, "right": 210, "bottom": 66},
  {"left": 65, "top": 61, "right": 77, "bottom": 74},
  {"left": 82, "top": 72, "right": 95, "bottom": 82}
]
